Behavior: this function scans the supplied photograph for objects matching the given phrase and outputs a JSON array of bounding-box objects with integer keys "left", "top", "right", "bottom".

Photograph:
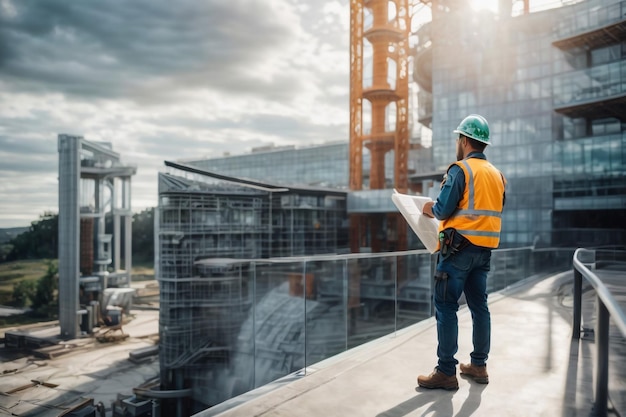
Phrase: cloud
[
  {"left": 0, "top": 0, "right": 351, "bottom": 228},
  {"left": 0, "top": 0, "right": 347, "bottom": 103}
]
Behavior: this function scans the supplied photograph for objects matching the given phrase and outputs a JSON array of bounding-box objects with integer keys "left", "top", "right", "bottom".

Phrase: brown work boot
[
  {"left": 417, "top": 368, "right": 458, "bottom": 390},
  {"left": 460, "top": 363, "right": 489, "bottom": 384}
]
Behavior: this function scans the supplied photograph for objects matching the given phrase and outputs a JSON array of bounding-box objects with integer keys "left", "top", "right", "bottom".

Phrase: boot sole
[
  {"left": 461, "top": 373, "right": 489, "bottom": 384},
  {"left": 417, "top": 382, "right": 459, "bottom": 390}
]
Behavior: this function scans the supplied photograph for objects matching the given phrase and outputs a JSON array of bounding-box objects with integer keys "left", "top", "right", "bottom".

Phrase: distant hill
[{"left": 0, "top": 227, "right": 29, "bottom": 244}]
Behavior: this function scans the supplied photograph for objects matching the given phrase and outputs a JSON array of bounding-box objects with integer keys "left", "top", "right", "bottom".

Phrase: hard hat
[{"left": 453, "top": 114, "right": 490, "bottom": 145}]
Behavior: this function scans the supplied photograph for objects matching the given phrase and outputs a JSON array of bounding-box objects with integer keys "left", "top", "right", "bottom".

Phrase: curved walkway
[{"left": 199, "top": 271, "right": 625, "bottom": 417}]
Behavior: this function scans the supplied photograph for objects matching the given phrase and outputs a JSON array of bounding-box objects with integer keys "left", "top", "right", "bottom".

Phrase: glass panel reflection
[
  {"left": 396, "top": 252, "right": 433, "bottom": 330},
  {"left": 164, "top": 248, "right": 575, "bottom": 411},
  {"left": 251, "top": 261, "right": 305, "bottom": 390},
  {"left": 305, "top": 259, "right": 349, "bottom": 368},
  {"left": 348, "top": 255, "right": 397, "bottom": 348}
]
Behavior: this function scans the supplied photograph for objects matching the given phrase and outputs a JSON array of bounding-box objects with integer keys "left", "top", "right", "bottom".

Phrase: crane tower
[
  {"left": 350, "top": 0, "right": 410, "bottom": 252},
  {"left": 350, "top": 0, "right": 410, "bottom": 191}
]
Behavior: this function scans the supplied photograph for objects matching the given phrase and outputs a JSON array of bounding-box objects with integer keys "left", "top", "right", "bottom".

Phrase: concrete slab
[{"left": 0, "top": 309, "right": 159, "bottom": 415}]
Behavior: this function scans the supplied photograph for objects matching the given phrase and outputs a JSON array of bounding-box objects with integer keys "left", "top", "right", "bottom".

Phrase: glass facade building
[
  {"left": 185, "top": 141, "right": 432, "bottom": 192},
  {"left": 186, "top": 142, "right": 352, "bottom": 189},
  {"left": 415, "top": 0, "right": 626, "bottom": 248}
]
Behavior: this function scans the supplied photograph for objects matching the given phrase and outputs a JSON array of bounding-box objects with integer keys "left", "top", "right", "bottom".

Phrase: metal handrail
[{"left": 571, "top": 248, "right": 626, "bottom": 417}]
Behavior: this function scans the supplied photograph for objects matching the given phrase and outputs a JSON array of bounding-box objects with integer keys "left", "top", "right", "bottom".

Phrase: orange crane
[
  {"left": 349, "top": 0, "right": 410, "bottom": 252},
  {"left": 350, "top": 0, "right": 410, "bottom": 192}
]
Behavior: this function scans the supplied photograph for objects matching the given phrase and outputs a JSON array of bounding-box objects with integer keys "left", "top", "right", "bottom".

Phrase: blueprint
[{"left": 391, "top": 189, "right": 439, "bottom": 253}]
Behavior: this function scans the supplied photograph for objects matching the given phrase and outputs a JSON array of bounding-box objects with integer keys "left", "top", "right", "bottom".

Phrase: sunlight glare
[{"left": 470, "top": 0, "right": 499, "bottom": 13}]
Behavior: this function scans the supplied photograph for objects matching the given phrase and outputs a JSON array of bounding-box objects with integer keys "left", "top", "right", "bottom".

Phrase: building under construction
[
  {"left": 154, "top": 161, "right": 356, "bottom": 413},
  {"left": 57, "top": 136, "right": 137, "bottom": 340},
  {"left": 2, "top": 137, "right": 139, "bottom": 416}
]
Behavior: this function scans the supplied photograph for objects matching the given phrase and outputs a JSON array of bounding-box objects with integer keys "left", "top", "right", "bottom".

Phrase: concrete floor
[
  {"left": 0, "top": 308, "right": 159, "bottom": 416},
  {"left": 200, "top": 271, "right": 626, "bottom": 417}
]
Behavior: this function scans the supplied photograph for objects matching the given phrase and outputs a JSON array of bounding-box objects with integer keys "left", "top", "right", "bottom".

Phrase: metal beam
[{"left": 58, "top": 135, "right": 81, "bottom": 340}]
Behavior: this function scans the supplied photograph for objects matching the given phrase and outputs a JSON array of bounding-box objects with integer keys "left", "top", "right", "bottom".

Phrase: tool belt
[{"left": 438, "top": 228, "right": 470, "bottom": 259}]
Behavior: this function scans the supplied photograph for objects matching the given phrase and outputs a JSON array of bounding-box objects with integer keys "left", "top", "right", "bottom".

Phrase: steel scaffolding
[
  {"left": 156, "top": 161, "right": 349, "bottom": 412},
  {"left": 57, "top": 135, "right": 136, "bottom": 339}
]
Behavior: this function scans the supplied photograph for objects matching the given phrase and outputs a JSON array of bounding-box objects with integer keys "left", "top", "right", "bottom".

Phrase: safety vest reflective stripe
[
  {"left": 454, "top": 229, "right": 501, "bottom": 237},
  {"left": 460, "top": 160, "right": 502, "bottom": 219},
  {"left": 456, "top": 209, "right": 502, "bottom": 217},
  {"left": 462, "top": 160, "right": 476, "bottom": 209},
  {"left": 439, "top": 157, "right": 506, "bottom": 249}
]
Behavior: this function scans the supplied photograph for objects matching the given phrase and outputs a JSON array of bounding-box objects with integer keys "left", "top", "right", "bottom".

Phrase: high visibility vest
[{"left": 439, "top": 157, "right": 506, "bottom": 249}]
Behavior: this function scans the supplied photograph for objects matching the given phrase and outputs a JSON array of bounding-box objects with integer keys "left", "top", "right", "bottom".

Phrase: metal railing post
[
  {"left": 394, "top": 255, "right": 398, "bottom": 335},
  {"left": 572, "top": 248, "right": 626, "bottom": 417},
  {"left": 594, "top": 299, "right": 609, "bottom": 417},
  {"left": 429, "top": 252, "right": 437, "bottom": 317},
  {"left": 303, "top": 261, "right": 308, "bottom": 376},
  {"left": 572, "top": 268, "right": 582, "bottom": 340}
]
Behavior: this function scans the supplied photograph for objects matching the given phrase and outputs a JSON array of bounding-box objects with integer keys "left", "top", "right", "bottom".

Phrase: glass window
[
  {"left": 592, "top": 118, "right": 620, "bottom": 135},
  {"left": 590, "top": 141, "right": 608, "bottom": 174}
]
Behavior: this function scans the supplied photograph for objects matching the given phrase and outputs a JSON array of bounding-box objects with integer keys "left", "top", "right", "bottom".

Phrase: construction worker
[{"left": 418, "top": 114, "right": 507, "bottom": 390}]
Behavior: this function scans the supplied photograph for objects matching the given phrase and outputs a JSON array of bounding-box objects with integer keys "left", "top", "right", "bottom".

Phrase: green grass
[
  {"left": 0, "top": 258, "right": 154, "bottom": 305},
  {"left": 130, "top": 260, "right": 155, "bottom": 281},
  {"left": 0, "top": 314, "right": 56, "bottom": 329},
  {"left": 0, "top": 259, "right": 51, "bottom": 305}
]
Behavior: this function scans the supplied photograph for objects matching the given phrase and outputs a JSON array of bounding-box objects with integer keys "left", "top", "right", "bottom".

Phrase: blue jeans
[{"left": 434, "top": 245, "right": 492, "bottom": 376}]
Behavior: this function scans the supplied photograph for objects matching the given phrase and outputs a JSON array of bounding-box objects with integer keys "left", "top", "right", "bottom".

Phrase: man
[{"left": 417, "top": 114, "right": 506, "bottom": 390}]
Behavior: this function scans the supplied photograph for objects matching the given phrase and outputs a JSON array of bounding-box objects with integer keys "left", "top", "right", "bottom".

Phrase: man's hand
[{"left": 422, "top": 201, "right": 435, "bottom": 218}]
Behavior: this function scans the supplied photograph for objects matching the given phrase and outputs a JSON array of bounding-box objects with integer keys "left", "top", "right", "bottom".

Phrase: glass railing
[
  {"left": 180, "top": 247, "right": 574, "bottom": 411},
  {"left": 347, "top": 189, "right": 397, "bottom": 212},
  {"left": 552, "top": 229, "right": 626, "bottom": 248},
  {"left": 553, "top": 60, "right": 625, "bottom": 107},
  {"left": 553, "top": 0, "right": 626, "bottom": 40}
]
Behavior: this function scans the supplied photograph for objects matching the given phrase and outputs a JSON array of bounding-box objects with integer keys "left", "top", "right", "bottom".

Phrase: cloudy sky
[{"left": 0, "top": 0, "right": 352, "bottom": 228}]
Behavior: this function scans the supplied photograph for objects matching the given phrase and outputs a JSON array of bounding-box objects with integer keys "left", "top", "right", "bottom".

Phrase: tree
[
  {"left": 132, "top": 208, "right": 155, "bottom": 264},
  {"left": 2, "top": 208, "right": 155, "bottom": 265},
  {"left": 31, "top": 260, "right": 58, "bottom": 315},
  {"left": 0, "top": 244, "right": 12, "bottom": 262},
  {"left": 12, "top": 280, "right": 36, "bottom": 308},
  {"left": 5, "top": 212, "right": 58, "bottom": 261}
]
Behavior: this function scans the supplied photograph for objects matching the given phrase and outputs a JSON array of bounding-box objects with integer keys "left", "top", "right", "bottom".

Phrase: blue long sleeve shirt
[{"left": 431, "top": 152, "right": 487, "bottom": 221}]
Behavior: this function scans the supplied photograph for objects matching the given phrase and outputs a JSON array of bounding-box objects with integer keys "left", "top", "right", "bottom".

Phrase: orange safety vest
[{"left": 439, "top": 157, "right": 506, "bottom": 249}]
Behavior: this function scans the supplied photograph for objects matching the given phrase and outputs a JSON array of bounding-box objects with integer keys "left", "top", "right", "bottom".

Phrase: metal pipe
[
  {"left": 595, "top": 299, "right": 609, "bottom": 417},
  {"left": 58, "top": 135, "right": 81, "bottom": 340},
  {"left": 133, "top": 387, "right": 192, "bottom": 399},
  {"left": 303, "top": 261, "right": 308, "bottom": 376},
  {"left": 572, "top": 268, "right": 582, "bottom": 340},
  {"left": 81, "top": 140, "right": 120, "bottom": 160},
  {"left": 572, "top": 249, "right": 626, "bottom": 338},
  {"left": 572, "top": 248, "right": 626, "bottom": 417}
]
